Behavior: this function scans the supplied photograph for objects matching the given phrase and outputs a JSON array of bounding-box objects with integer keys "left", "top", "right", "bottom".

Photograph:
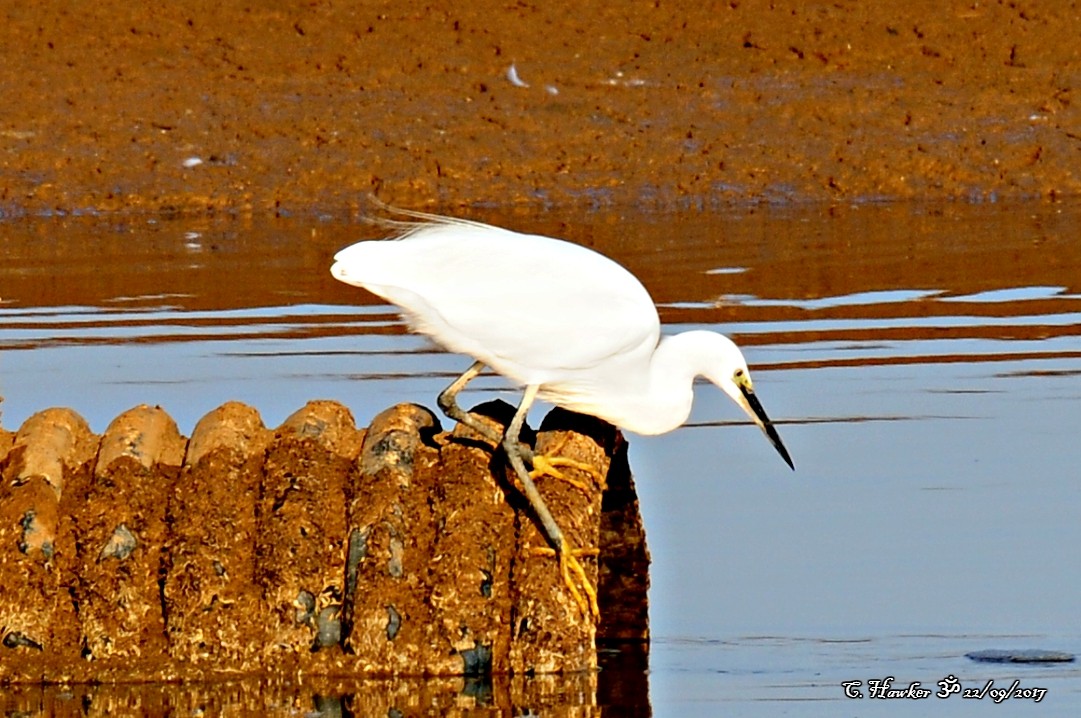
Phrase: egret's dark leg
[
  {"left": 440, "top": 362, "right": 550, "bottom": 463},
  {"left": 439, "top": 362, "right": 603, "bottom": 493},
  {"left": 504, "top": 384, "right": 599, "bottom": 617},
  {"left": 437, "top": 360, "right": 504, "bottom": 445},
  {"left": 439, "top": 362, "right": 601, "bottom": 614}
]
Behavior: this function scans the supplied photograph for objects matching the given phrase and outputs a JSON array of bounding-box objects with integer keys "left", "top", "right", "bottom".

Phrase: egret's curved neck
[{"left": 619, "top": 331, "right": 724, "bottom": 435}]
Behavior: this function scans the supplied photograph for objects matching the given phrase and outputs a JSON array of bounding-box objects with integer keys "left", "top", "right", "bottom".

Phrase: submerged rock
[{"left": 966, "top": 649, "right": 1075, "bottom": 664}]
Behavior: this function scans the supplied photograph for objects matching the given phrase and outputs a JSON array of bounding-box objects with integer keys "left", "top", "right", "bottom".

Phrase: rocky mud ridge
[{"left": 0, "top": 400, "right": 648, "bottom": 683}]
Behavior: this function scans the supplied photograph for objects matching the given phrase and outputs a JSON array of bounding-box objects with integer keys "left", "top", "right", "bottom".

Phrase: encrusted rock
[{"left": 0, "top": 400, "right": 649, "bottom": 683}]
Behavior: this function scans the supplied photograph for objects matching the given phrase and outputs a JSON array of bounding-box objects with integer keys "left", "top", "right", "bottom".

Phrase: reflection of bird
[{"left": 331, "top": 209, "right": 793, "bottom": 616}]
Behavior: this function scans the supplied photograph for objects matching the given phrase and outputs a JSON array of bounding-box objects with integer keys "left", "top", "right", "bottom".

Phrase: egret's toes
[
  {"left": 562, "top": 545, "right": 600, "bottom": 618},
  {"left": 530, "top": 454, "right": 607, "bottom": 493},
  {"left": 528, "top": 540, "right": 600, "bottom": 618}
]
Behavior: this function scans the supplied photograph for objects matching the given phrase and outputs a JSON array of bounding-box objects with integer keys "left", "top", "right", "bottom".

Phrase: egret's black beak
[{"left": 739, "top": 384, "right": 795, "bottom": 470}]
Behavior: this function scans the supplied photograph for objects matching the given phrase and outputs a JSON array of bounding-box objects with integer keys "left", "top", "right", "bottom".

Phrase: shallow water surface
[{"left": 2, "top": 202, "right": 1080, "bottom": 714}]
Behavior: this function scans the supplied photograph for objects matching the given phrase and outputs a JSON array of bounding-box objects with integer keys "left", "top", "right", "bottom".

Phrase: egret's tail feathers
[{"left": 361, "top": 196, "right": 493, "bottom": 239}]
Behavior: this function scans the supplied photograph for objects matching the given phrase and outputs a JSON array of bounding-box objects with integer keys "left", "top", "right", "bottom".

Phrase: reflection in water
[
  {"left": 2, "top": 202, "right": 1081, "bottom": 713},
  {"left": 0, "top": 647, "right": 648, "bottom": 715},
  {"left": 4, "top": 203, "right": 1081, "bottom": 384}
]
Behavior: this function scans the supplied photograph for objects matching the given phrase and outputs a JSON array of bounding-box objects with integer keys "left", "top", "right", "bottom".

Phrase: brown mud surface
[
  {"left": 0, "top": 400, "right": 647, "bottom": 682},
  {"left": 2, "top": 1, "right": 1079, "bottom": 217}
]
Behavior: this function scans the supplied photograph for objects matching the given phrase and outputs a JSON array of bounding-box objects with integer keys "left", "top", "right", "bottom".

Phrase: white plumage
[
  {"left": 331, "top": 211, "right": 792, "bottom": 466},
  {"left": 332, "top": 210, "right": 793, "bottom": 616}
]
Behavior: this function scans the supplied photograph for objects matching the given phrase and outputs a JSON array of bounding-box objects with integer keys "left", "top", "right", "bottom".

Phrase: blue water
[{"left": 2, "top": 202, "right": 1080, "bottom": 714}]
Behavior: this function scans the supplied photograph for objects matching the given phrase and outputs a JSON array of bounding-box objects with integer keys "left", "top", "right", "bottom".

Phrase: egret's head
[{"left": 711, "top": 338, "right": 794, "bottom": 470}]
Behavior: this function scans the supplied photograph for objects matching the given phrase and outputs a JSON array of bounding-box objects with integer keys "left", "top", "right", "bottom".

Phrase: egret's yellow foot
[
  {"left": 530, "top": 454, "right": 607, "bottom": 493},
  {"left": 529, "top": 540, "right": 600, "bottom": 617}
]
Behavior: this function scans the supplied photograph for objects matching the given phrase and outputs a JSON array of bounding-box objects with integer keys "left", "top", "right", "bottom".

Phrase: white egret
[{"left": 331, "top": 209, "right": 793, "bottom": 616}]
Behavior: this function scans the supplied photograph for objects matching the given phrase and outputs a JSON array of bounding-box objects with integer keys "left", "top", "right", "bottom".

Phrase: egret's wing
[{"left": 332, "top": 219, "right": 660, "bottom": 382}]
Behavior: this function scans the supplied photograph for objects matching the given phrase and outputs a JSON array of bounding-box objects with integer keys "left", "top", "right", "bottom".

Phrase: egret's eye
[{"left": 734, "top": 368, "right": 745, "bottom": 380}]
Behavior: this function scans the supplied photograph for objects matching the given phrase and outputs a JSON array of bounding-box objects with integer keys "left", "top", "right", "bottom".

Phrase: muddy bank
[
  {"left": 2, "top": 1, "right": 1078, "bottom": 217},
  {"left": 0, "top": 400, "right": 648, "bottom": 682}
]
